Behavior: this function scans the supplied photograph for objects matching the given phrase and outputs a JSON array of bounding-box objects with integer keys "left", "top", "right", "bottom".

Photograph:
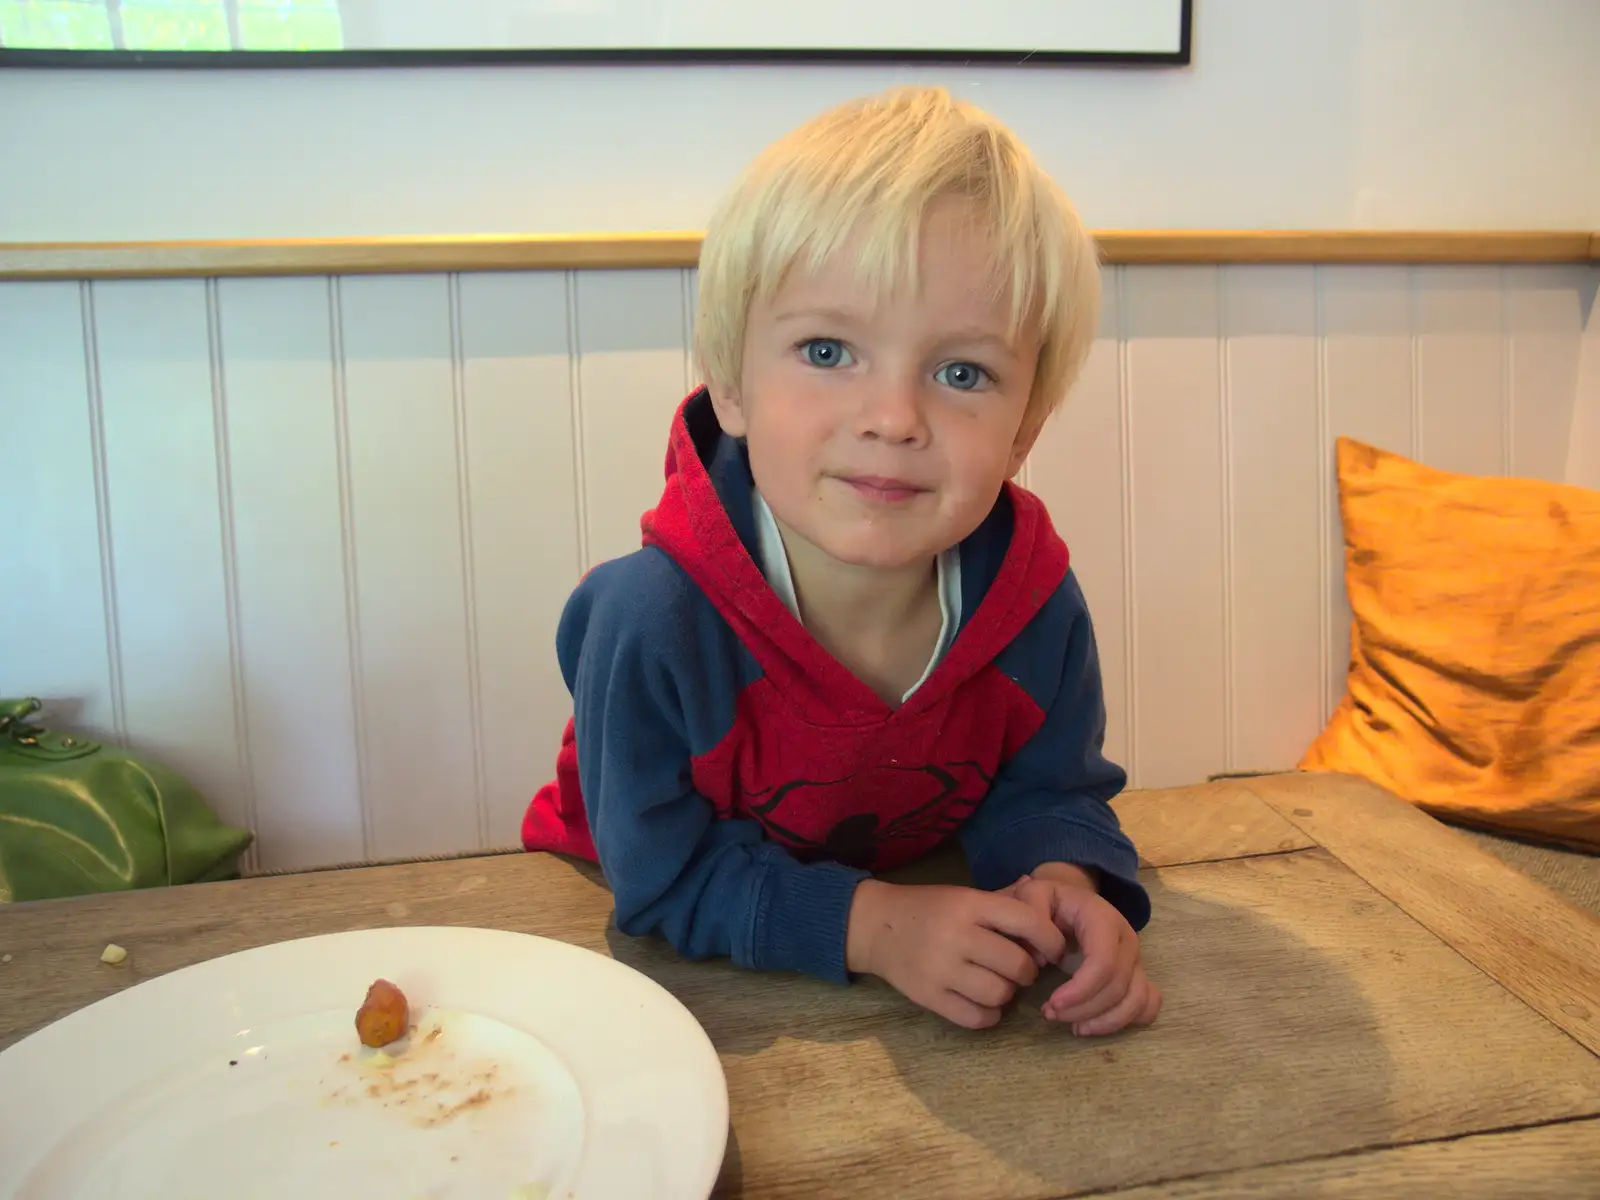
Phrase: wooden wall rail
[{"left": 1, "top": 230, "right": 1595, "bottom": 280}]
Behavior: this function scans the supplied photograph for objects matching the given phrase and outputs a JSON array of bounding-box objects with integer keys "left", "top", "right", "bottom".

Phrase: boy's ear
[
  {"left": 1006, "top": 417, "right": 1045, "bottom": 478},
  {"left": 707, "top": 380, "right": 749, "bottom": 438}
]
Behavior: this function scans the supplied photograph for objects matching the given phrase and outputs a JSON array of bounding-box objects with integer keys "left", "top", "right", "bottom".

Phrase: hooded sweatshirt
[{"left": 523, "top": 387, "right": 1148, "bottom": 983}]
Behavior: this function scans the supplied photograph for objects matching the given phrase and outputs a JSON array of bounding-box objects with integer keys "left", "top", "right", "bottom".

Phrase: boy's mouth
[{"left": 836, "top": 475, "right": 928, "bottom": 503}]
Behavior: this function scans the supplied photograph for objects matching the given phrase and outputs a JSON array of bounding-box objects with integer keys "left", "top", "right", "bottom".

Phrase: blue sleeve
[
  {"left": 560, "top": 551, "right": 870, "bottom": 984},
  {"left": 959, "top": 570, "right": 1151, "bottom": 931}
]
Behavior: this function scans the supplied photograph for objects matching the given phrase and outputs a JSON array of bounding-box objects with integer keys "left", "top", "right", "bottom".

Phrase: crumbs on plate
[{"left": 330, "top": 980, "right": 515, "bottom": 1130}]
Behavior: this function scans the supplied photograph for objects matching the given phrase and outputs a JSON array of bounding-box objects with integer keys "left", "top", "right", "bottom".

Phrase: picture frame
[{"left": 0, "top": 0, "right": 1192, "bottom": 69}]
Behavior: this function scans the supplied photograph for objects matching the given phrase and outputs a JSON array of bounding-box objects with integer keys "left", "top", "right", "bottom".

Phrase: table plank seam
[
  {"left": 1142, "top": 844, "right": 1314, "bottom": 873},
  {"left": 242, "top": 845, "right": 526, "bottom": 879},
  {"left": 240, "top": 841, "right": 1315, "bottom": 886},
  {"left": 1052, "top": 1110, "right": 1600, "bottom": 1199}
]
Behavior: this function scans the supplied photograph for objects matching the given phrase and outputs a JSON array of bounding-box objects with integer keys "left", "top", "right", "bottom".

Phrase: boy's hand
[
  {"left": 1003, "top": 866, "right": 1162, "bottom": 1037},
  {"left": 846, "top": 880, "right": 1068, "bottom": 1030}
]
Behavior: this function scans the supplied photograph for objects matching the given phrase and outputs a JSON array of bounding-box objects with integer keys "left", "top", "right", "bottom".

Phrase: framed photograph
[{"left": 0, "top": 0, "right": 1191, "bottom": 68}]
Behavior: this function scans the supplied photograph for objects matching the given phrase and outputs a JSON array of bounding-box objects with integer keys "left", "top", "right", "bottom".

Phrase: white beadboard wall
[{"left": 1, "top": 264, "right": 1592, "bottom": 872}]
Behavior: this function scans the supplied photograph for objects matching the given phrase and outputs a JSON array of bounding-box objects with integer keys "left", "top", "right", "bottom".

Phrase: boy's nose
[{"left": 854, "top": 376, "right": 930, "bottom": 445}]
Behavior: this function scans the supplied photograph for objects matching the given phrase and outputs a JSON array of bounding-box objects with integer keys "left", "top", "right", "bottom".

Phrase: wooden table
[{"left": 4, "top": 770, "right": 1600, "bottom": 1197}]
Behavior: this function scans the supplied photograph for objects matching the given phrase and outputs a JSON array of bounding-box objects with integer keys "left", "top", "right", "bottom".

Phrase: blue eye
[
  {"left": 800, "top": 338, "right": 853, "bottom": 368},
  {"left": 935, "top": 361, "right": 990, "bottom": 391}
]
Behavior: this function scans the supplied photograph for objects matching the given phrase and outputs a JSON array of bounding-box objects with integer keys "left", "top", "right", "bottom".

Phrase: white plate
[{"left": 0, "top": 926, "right": 728, "bottom": 1200}]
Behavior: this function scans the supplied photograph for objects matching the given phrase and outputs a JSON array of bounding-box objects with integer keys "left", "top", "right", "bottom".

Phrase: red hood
[{"left": 640, "top": 389, "right": 1070, "bottom": 723}]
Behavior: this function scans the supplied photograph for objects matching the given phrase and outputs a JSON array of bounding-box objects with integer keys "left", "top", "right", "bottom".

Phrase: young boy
[{"left": 524, "top": 85, "right": 1160, "bottom": 1037}]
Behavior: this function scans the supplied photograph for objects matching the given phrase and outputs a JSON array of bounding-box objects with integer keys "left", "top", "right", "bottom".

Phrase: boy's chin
[{"left": 809, "top": 531, "right": 949, "bottom": 574}]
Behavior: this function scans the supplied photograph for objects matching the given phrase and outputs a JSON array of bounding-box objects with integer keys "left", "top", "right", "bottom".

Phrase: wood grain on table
[
  {"left": 1245, "top": 771, "right": 1600, "bottom": 1056},
  {"left": 1086, "top": 1119, "right": 1600, "bottom": 1200},
  {"left": 2, "top": 774, "right": 1597, "bottom": 1199}
]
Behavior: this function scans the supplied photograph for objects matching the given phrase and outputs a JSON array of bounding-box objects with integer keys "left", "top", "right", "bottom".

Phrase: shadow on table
[{"left": 603, "top": 847, "right": 1400, "bottom": 1198}]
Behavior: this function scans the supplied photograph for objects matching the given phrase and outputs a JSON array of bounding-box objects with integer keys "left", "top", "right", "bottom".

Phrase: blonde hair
[{"left": 694, "top": 85, "right": 1101, "bottom": 430}]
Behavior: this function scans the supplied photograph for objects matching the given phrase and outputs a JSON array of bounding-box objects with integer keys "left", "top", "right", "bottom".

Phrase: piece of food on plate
[{"left": 354, "top": 977, "right": 409, "bottom": 1048}]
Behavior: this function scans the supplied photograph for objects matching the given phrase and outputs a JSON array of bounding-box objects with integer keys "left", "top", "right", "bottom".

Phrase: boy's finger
[
  {"left": 1073, "top": 972, "right": 1153, "bottom": 1037},
  {"left": 967, "top": 929, "right": 1040, "bottom": 988},
  {"left": 936, "top": 989, "right": 1004, "bottom": 1031},
  {"left": 1047, "top": 966, "right": 1130, "bottom": 1024},
  {"left": 1141, "top": 981, "right": 1164, "bottom": 1024},
  {"left": 998, "top": 878, "right": 1029, "bottom": 901},
  {"left": 1038, "top": 913, "right": 1124, "bottom": 1012},
  {"left": 977, "top": 895, "right": 1068, "bottom": 964},
  {"left": 1005, "top": 881, "right": 1057, "bottom": 965},
  {"left": 950, "top": 961, "right": 1019, "bottom": 1009}
]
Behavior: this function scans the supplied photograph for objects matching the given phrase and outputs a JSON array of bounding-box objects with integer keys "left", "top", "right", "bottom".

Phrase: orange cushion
[{"left": 1300, "top": 438, "right": 1600, "bottom": 851}]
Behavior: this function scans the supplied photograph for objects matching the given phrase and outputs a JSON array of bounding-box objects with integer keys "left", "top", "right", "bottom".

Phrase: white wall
[
  {"left": 2, "top": 263, "right": 1591, "bottom": 873},
  {"left": 3, "top": 0, "right": 1598, "bottom": 241},
  {"left": 1568, "top": 292, "right": 1600, "bottom": 490}
]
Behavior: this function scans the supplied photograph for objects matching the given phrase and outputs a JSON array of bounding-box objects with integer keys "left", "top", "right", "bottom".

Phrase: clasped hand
[{"left": 845, "top": 868, "right": 1161, "bottom": 1035}]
